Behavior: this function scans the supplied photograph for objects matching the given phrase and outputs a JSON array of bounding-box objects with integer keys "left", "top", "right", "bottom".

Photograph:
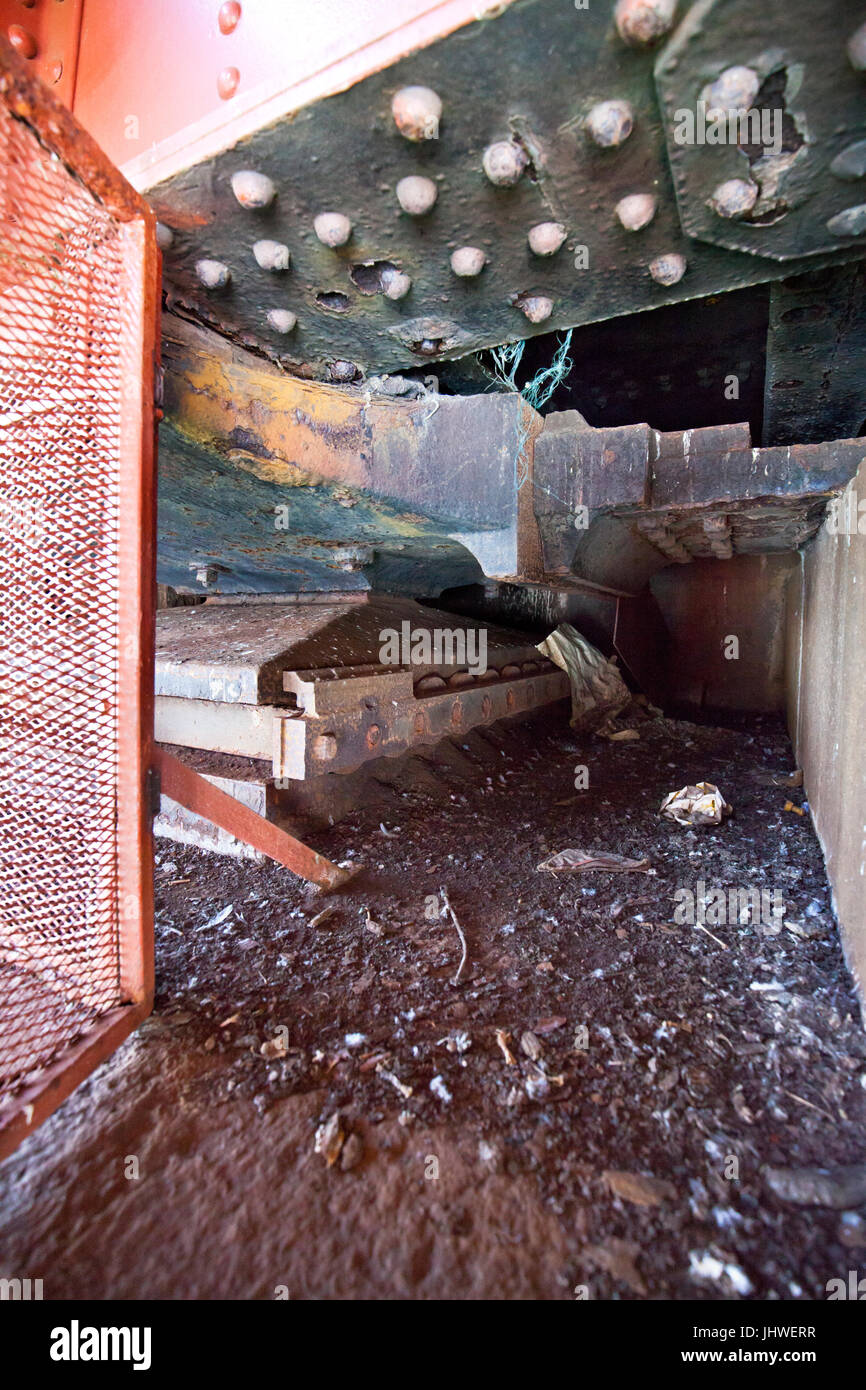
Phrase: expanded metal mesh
[{"left": 0, "top": 97, "right": 134, "bottom": 1101}]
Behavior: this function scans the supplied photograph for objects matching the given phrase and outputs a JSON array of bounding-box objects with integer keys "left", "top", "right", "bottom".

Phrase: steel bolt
[
  {"left": 515, "top": 293, "right": 554, "bottom": 323},
  {"left": 450, "top": 246, "right": 487, "bottom": 276},
  {"left": 482, "top": 140, "right": 528, "bottom": 187},
  {"left": 615, "top": 192, "right": 656, "bottom": 231},
  {"left": 848, "top": 21, "right": 866, "bottom": 71},
  {"left": 831, "top": 141, "right": 866, "bottom": 181},
  {"left": 313, "top": 212, "right": 353, "bottom": 247},
  {"left": 196, "top": 259, "right": 231, "bottom": 289},
  {"left": 648, "top": 253, "right": 687, "bottom": 286},
  {"left": 380, "top": 266, "right": 412, "bottom": 300},
  {"left": 396, "top": 176, "right": 438, "bottom": 215},
  {"left": 267, "top": 309, "right": 297, "bottom": 334},
  {"left": 217, "top": 66, "right": 240, "bottom": 100},
  {"left": 826, "top": 205, "right": 866, "bottom": 238},
  {"left": 253, "top": 239, "right": 291, "bottom": 271},
  {"left": 614, "top": 0, "right": 677, "bottom": 47},
  {"left": 702, "top": 66, "right": 760, "bottom": 119},
  {"left": 528, "top": 222, "right": 567, "bottom": 256},
  {"left": 218, "top": 1, "right": 242, "bottom": 35},
  {"left": 8, "top": 25, "right": 37, "bottom": 59},
  {"left": 391, "top": 86, "right": 442, "bottom": 141},
  {"left": 709, "top": 178, "right": 758, "bottom": 219},
  {"left": 231, "top": 170, "right": 275, "bottom": 209},
  {"left": 586, "top": 99, "right": 634, "bottom": 148}
]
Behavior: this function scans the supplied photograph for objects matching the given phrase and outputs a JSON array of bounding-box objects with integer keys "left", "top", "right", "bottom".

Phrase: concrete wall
[{"left": 785, "top": 457, "right": 866, "bottom": 1008}]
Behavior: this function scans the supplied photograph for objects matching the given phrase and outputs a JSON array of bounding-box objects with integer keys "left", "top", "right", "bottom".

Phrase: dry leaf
[
  {"left": 604, "top": 1170, "right": 677, "bottom": 1207},
  {"left": 584, "top": 1239, "right": 647, "bottom": 1295}
]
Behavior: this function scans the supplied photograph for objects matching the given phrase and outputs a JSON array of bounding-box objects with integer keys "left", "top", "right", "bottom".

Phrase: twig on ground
[
  {"left": 694, "top": 922, "right": 728, "bottom": 950},
  {"left": 440, "top": 885, "right": 467, "bottom": 986}
]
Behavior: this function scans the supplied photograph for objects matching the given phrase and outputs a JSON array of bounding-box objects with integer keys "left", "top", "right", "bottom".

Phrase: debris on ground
[
  {"left": 603, "top": 1170, "right": 677, "bottom": 1207},
  {"left": 536, "top": 623, "right": 631, "bottom": 732},
  {"left": 660, "top": 782, "right": 732, "bottom": 826},
  {"left": 439, "top": 884, "right": 468, "bottom": 985},
  {"left": 6, "top": 708, "right": 866, "bottom": 1300},
  {"left": 584, "top": 1239, "right": 647, "bottom": 1296},
  {"left": 314, "top": 1112, "right": 345, "bottom": 1167},
  {"left": 308, "top": 903, "right": 339, "bottom": 929},
  {"left": 537, "top": 849, "right": 652, "bottom": 874},
  {"left": 763, "top": 1164, "right": 866, "bottom": 1209}
]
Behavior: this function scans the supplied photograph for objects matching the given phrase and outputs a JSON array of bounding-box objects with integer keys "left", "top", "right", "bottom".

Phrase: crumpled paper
[
  {"left": 536, "top": 623, "right": 631, "bottom": 733},
  {"left": 659, "top": 782, "right": 732, "bottom": 826}
]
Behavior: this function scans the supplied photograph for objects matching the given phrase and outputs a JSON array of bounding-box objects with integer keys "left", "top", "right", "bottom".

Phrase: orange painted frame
[{"left": 0, "top": 37, "right": 159, "bottom": 1161}]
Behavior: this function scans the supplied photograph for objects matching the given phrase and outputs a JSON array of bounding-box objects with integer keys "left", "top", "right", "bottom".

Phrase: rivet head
[
  {"left": 649, "top": 253, "right": 687, "bottom": 286},
  {"left": 396, "top": 175, "right": 438, "bottom": 216},
  {"left": 230, "top": 170, "right": 275, "bottom": 209},
  {"left": 709, "top": 178, "right": 758, "bottom": 219},
  {"left": 313, "top": 212, "right": 353, "bottom": 247},
  {"left": 514, "top": 293, "right": 554, "bottom": 323},
  {"left": 217, "top": 66, "right": 240, "bottom": 100},
  {"left": 450, "top": 246, "right": 487, "bottom": 276},
  {"left": 826, "top": 205, "right": 866, "bottom": 238},
  {"left": 267, "top": 308, "right": 297, "bottom": 333},
  {"left": 528, "top": 221, "right": 567, "bottom": 256},
  {"left": 196, "top": 259, "right": 231, "bottom": 289},
  {"left": 218, "top": 1, "right": 242, "bottom": 35},
  {"left": 8, "top": 25, "right": 37, "bottom": 59},
  {"left": 847, "top": 21, "right": 866, "bottom": 71},
  {"left": 615, "top": 192, "right": 656, "bottom": 230},
  {"left": 155, "top": 222, "right": 174, "bottom": 251},
  {"left": 391, "top": 85, "right": 442, "bottom": 141},
  {"left": 614, "top": 0, "right": 678, "bottom": 47},
  {"left": 482, "top": 140, "right": 528, "bottom": 186},
  {"left": 586, "top": 99, "right": 634, "bottom": 148},
  {"left": 701, "top": 65, "right": 760, "bottom": 119},
  {"left": 381, "top": 267, "right": 412, "bottom": 300},
  {"left": 330, "top": 360, "right": 360, "bottom": 383},
  {"left": 830, "top": 141, "right": 866, "bottom": 181},
  {"left": 253, "top": 239, "right": 291, "bottom": 271}
]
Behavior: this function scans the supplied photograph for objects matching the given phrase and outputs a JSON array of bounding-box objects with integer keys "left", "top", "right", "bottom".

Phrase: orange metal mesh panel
[{"left": 0, "top": 83, "right": 150, "bottom": 1109}]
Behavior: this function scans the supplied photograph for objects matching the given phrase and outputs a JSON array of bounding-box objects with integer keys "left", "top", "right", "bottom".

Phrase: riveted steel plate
[
  {"left": 655, "top": 0, "right": 866, "bottom": 261},
  {"left": 149, "top": 0, "right": 862, "bottom": 376}
]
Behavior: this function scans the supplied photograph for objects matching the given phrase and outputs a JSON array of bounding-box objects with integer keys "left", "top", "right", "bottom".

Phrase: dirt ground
[{"left": 2, "top": 707, "right": 865, "bottom": 1300}]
